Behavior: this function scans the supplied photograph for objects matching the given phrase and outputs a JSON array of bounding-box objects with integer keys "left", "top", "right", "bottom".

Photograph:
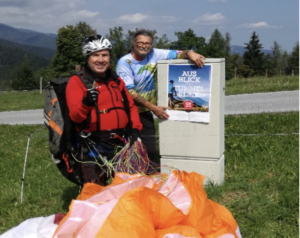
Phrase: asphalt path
[{"left": 0, "top": 90, "right": 298, "bottom": 125}]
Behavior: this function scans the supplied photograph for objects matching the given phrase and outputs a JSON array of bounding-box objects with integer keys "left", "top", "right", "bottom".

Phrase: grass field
[
  {"left": 0, "top": 112, "right": 298, "bottom": 236},
  {"left": 225, "top": 75, "right": 299, "bottom": 95},
  {"left": 0, "top": 75, "right": 298, "bottom": 236}
]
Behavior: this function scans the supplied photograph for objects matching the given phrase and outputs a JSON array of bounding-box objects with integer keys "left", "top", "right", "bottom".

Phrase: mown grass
[
  {"left": 0, "top": 125, "right": 78, "bottom": 234},
  {"left": 0, "top": 75, "right": 298, "bottom": 112},
  {"left": 225, "top": 75, "right": 299, "bottom": 95},
  {"left": 0, "top": 112, "right": 298, "bottom": 236},
  {"left": 0, "top": 91, "right": 45, "bottom": 111},
  {"left": 206, "top": 112, "right": 299, "bottom": 237}
]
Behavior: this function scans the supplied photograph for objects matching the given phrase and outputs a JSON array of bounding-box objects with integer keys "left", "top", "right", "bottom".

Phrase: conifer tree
[
  {"left": 207, "top": 29, "right": 233, "bottom": 79},
  {"left": 243, "top": 31, "right": 265, "bottom": 76},
  {"left": 11, "top": 55, "right": 36, "bottom": 90},
  {"left": 288, "top": 42, "right": 299, "bottom": 75},
  {"left": 271, "top": 41, "right": 283, "bottom": 75},
  {"left": 106, "top": 26, "right": 127, "bottom": 70}
]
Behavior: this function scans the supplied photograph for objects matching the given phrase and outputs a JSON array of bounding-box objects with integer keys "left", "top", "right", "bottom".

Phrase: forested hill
[
  {"left": 0, "top": 38, "right": 56, "bottom": 60},
  {"left": 0, "top": 23, "right": 57, "bottom": 50},
  {"left": 0, "top": 38, "right": 53, "bottom": 81}
]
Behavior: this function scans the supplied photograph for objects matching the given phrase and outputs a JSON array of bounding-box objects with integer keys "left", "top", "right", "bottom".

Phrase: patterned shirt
[{"left": 116, "top": 48, "right": 182, "bottom": 113}]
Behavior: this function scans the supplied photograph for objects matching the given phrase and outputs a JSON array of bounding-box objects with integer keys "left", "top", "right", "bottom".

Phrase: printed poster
[{"left": 167, "top": 64, "right": 212, "bottom": 123}]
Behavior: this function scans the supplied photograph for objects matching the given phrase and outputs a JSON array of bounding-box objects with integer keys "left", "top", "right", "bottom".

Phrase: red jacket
[{"left": 66, "top": 69, "right": 142, "bottom": 133}]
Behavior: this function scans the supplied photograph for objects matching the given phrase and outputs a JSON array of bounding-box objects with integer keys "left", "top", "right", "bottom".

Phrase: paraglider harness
[{"left": 44, "top": 69, "right": 132, "bottom": 186}]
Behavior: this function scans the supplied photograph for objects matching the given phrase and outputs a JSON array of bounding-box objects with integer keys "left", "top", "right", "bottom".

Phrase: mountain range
[
  {"left": 0, "top": 23, "right": 272, "bottom": 57},
  {"left": 0, "top": 23, "right": 56, "bottom": 81},
  {"left": 0, "top": 23, "right": 57, "bottom": 50}
]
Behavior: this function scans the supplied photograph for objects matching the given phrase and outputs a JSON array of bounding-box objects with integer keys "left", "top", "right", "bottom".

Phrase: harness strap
[
  {"left": 62, "top": 153, "right": 73, "bottom": 173},
  {"left": 95, "top": 104, "right": 101, "bottom": 131},
  {"left": 96, "top": 107, "right": 126, "bottom": 114}
]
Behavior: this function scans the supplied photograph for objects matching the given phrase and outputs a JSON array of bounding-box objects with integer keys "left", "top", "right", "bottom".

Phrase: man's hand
[
  {"left": 185, "top": 51, "right": 206, "bottom": 68},
  {"left": 129, "top": 128, "right": 140, "bottom": 146},
  {"left": 152, "top": 105, "right": 169, "bottom": 119},
  {"left": 131, "top": 92, "right": 169, "bottom": 119},
  {"left": 83, "top": 88, "right": 99, "bottom": 106}
]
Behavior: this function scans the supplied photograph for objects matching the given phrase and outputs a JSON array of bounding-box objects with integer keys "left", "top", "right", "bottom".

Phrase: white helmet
[{"left": 82, "top": 35, "right": 112, "bottom": 57}]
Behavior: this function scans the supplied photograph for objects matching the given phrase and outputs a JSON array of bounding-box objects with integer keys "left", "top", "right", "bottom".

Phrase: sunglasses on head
[{"left": 84, "top": 34, "right": 102, "bottom": 42}]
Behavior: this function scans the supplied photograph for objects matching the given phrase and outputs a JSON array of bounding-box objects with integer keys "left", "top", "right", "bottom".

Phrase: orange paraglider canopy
[{"left": 53, "top": 170, "right": 242, "bottom": 238}]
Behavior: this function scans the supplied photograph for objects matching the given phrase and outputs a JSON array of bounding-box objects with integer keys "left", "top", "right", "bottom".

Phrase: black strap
[
  {"left": 95, "top": 104, "right": 101, "bottom": 131},
  {"left": 120, "top": 88, "right": 132, "bottom": 135},
  {"left": 96, "top": 107, "right": 126, "bottom": 114}
]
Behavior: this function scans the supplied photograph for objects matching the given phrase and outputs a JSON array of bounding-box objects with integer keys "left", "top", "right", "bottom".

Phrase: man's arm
[
  {"left": 131, "top": 92, "right": 169, "bottom": 119},
  {"left": 182, "top": 50, "right": 206, "bottom": 68}
]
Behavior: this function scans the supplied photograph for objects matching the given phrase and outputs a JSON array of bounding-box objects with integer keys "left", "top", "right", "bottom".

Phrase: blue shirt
[{"left": 116, "top": 48, "right": 181, "bottom": 113}]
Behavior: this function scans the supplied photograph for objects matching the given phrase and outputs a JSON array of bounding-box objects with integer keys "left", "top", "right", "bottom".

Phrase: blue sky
[{"left": 0, "top": 0, "right": 298, "bottom": 53}]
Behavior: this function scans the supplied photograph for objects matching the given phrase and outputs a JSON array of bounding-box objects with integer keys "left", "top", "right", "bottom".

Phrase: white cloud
[
  {"left": 0, "top": 0, "right": 89, "bottom": 33},
  {"left": 117, "top": 13, "right": 150, "bottom": 24},
  {"left": 248, "top": 22, "right": 269, "bottom": 28},
  {"left": 208, "top": 0, "right": 227, "bottom": 2},
  {"left": 69, "top": 10, "right": 98, "bottom": 19},
  {"left": 192, "top": 12, "right": 225, "bottom": 25},
  {"left": 237, "top": 21, "right": 281, "bottom": 29},
  {"left": 116, "top": 13, "right": 176, "bottom": 25}
]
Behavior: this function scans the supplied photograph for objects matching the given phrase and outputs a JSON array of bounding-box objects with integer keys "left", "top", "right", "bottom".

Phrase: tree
[
  {"left": 206, "top": 29, "right": 233, "bottom": 79},
  {"left": 281, "top": 50, "right": 290, "bottom": 75},
  {"left": 11, "top": 55, "right": 37, "bottom": 90},
  {"left": 238, "top": 64, "right": 254, "bottom": 78},
  {"left": 262, "top": 53, "right": 276, "bottom": 77},
  {"left": 288, "top": 42, "right": 299, "bottom": 75},
  {"left": 34, "top": 67, "right": 57, "bottom": 88},
  {"left": 243, "top": 31, "right": 265, "bottom": 76},
  {"left": 51, "top": 21, "right": 96, "bottom": 77},
  {"left": 106, "top": 27, "right": 127, "bottom": 70},
  {"left": 206, "top": 29, "right": 225, "bottom": 57},
  {"left": 170, "top": 28, "right": 207, "bottom": 54},
  {"left": 155, "top": 34, "right": 171, "bottom": 49},
  {"left": 271, "top": 41, "right": 283, "bottom": 75},
  {"left": 224, "top": 32, "right": 234, "bottom": 79},
  {"left": 231, "top": 53, "right": 243, "bottom": 78}
]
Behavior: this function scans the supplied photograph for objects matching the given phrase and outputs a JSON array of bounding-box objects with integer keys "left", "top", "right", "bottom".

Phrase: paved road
[
  {"left": 225, "top": 90, "right": 299, "bottom": 115},
  {"left": 0, "top": 90, "right": 298, "bottom": 125}
]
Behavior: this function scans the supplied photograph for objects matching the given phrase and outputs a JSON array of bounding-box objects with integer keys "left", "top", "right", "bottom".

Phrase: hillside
[
  {"left": 0, "top": 23, "right": 57, "bottom": 50},
  {"left": 0, "top": 38, "right": 55, "bottom": 60},
  {"left": 0, "top": 39, "right": 53, "bottom": 81}
]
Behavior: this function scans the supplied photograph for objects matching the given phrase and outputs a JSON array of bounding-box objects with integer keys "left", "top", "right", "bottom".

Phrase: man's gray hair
[{"left": 129, "top": 29, "right": 154, "bottom": 52}]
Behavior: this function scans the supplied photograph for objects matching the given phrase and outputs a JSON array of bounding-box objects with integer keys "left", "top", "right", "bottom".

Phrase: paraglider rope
[{"left": 70, "top": 139, "right": 159, "bottom": 178}]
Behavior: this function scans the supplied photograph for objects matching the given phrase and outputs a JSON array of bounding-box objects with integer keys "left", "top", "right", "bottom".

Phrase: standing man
[{"left": 116, "top": 29, "right": 205, "bottom": 162}]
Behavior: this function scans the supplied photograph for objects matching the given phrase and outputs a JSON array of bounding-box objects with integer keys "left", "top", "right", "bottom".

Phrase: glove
[
  {"left": 83, "top": 88, "right": 99, "bottom": 106},
  {"left": 129, "top": 128, "right": 140, "bottom": 146}
]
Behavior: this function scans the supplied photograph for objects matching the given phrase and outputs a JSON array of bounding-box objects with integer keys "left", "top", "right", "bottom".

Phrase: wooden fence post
[
  {"left": 40, "top": 77, "right": 43, "bottom": 94},
  {"left": 75, "top": 65, "right": 81, "bottom": 72},
  {"left": 234, "top": 67, "right": 237, "bottom": 79}
]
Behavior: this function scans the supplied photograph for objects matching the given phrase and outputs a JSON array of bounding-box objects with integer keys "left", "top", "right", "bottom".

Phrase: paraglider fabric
[
  {"left": 0, "top": 215, "right": 58, "bottom": 238},
  {"left": 53, "top": 170, "right": 242, "bottom": 238}
]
